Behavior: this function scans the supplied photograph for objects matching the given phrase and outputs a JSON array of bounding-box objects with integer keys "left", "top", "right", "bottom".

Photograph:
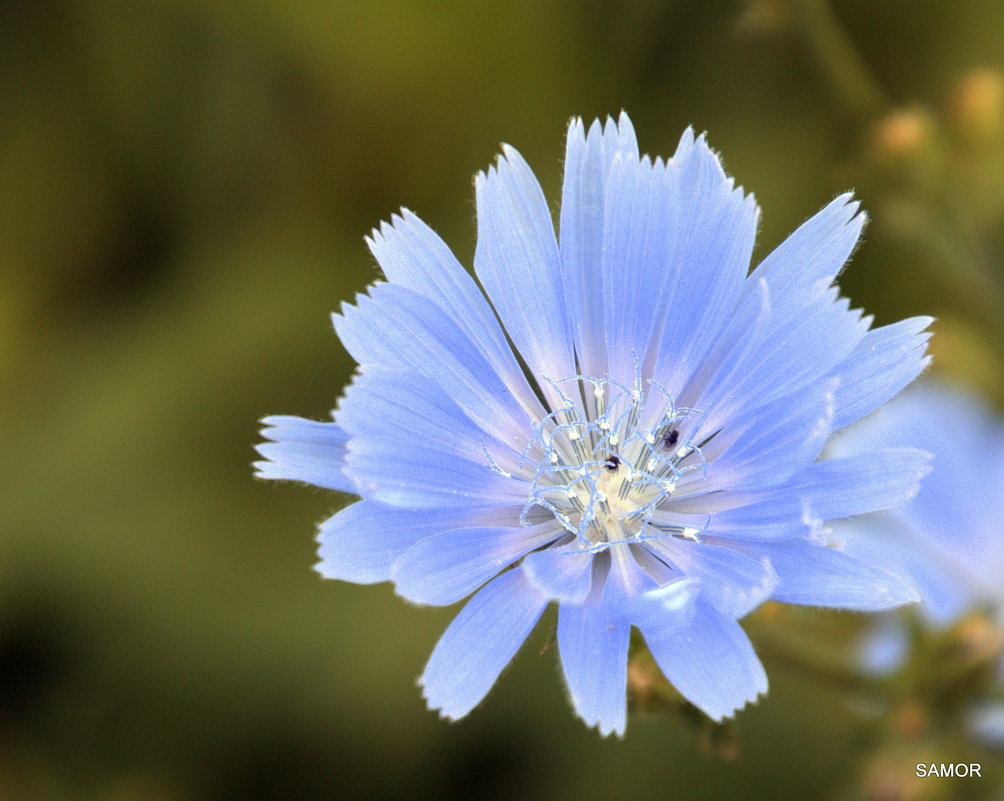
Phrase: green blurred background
[{"left": 2, "top": 1, "right": 1003, "bottom": 799}]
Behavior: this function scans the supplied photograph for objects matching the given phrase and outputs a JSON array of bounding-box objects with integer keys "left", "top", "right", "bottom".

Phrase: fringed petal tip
[
  {"left": 683, "top": 658, "right": 769, "bottom": 724},
  {"left": 839, "top": 197, "right": 868, "bottom": 263},
  {"left": 251, "top": 456, "right": 285, "bottom": 481},
  {"left": 574, "top": 707, "right": 627, "bottom": 738},
  {"left": 365, "top": 206, "right": 417, "bottom": 244},
  {"left": 253, "top": 415, "right": 356, "bottom": 493},
  {"left": 566, "top": 109, "right": 637, "bottom": 145},
  {"left": 829, "top": 190, "right": 865, "bottom": 224},
  {"left": 666, "top": 127, "right": 760, "bottom": 218},
  {"left": 696, "top": 648, "right": 769, "bottom": 724},
  {"left": 481, "top": 143, "right": 528, "bottom": 180},
  {"left": 419, "top": 682, "right": 492, "bottom": 725},
  {"left": 707, "top": 687, "right": 769, "bottom": 724},
  {"left": 417, "top": 570, "right": 549, "bottom": 723},
  {"left": 311, "top": 557, "right": 343, "bottom": 581}
]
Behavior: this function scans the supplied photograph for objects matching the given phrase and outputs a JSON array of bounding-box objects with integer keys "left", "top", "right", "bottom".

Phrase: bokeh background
[{"left": 2, "top": 1, "right": 1003, "bottom": 799}]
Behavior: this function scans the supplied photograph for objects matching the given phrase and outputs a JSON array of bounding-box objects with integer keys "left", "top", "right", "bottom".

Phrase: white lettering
[{"left": 916, "top": 763, "right": 983, "bottom": 778}]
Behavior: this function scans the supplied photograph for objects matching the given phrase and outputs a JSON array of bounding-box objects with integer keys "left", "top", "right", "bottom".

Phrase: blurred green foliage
[{"left": 1, "top": 1, "right": 1003, "bottom": 799}]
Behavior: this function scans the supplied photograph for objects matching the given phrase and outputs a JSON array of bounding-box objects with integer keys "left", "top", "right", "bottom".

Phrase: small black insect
[
  {"left": 663, "top": 429, "right": 680, "bottom": 449},
  {"left": 604, "top": 454, "right": 621, "bottom": 471}
]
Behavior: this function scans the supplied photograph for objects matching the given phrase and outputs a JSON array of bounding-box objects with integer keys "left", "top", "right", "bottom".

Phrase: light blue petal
[
  {"left": 669, "top": 276, "right": 771, "bottom": 426},
  {"left": 678, "top": 194, "right": 868, "bottom": 429},
  {"left": 717, "top": 448, "right": 932, "bottom": 526},
  {"left": 367, "top": 210, "right": 545, "bottom": 419},
  {"left": 559, "top": 112, "right": 638, "bottom": 378},
  {"left": 727, "top": 538, "right": 921, "bottom": 610},
  {"left": 747, "top": 192, "right": 865, "bottom": 305},
  {"left": 647, "top": 539, "right": 778, "bottom": 618},
  {"left": 603, "top": 546, "right": 697, "bottom": 631},
  {"left": 336, "top": 370, "right": 529, "bottom": 508},
  {"left": 703, "top": 495, "right": 820, "bottom": 541},
  {"left": 787, "top": 447, "right": 932, "bottom": 520},
  {"left": 254, "top": 415, "right": 356, "bottom": 493},
  {"left": 391, "top": 523, "right": 561, "bottom": 606},
  {"left": 596, "top": 130, "right": 757, "bottom": 388},
  {"left": 557, "top": 561, "right": 630, "bottom": 737},
  {"left": 316, "top": 501, "right": 523, "bottom": 584},
  {"left": 640, "top": 600, "right": 767, "bottom": 721},
  {"left": 420, "top": 568, "right": 548, "bottom": 721},
  {"left": 830, "top": 316, "right": 933, "bottom": 430},
  {"left": 834, "top": 381, "right": 1004, "bottom": 577},
  {"left": 522, "top": 541, "right": 595, "bottom": 604},
  {"left": 696, "top": 376, "right": 836, "bottom": 491},
  {"left": 599, "top": 152, "right": 670, "bottom": 384},
  {"left": 646, "top": 131, "right": 759, "bottom": 397},
  {"left": 601, "top": 545, "right": 658, "bottom": 617},
  {"left": 691, "top": 282, "right": 869, "bottom": 433},
  {"left": 474, "top": 145, "right": 575, "bottom": 402},
  {"left": 333, "top": 283, "right": 532, "bottom": 439},
  {"left": 336, "top": 369, "right": 523, "bottom": 472},
  {"left": 833, "top": 516, "right": 975, "bottom": 624},
  {"left": 345, "top": 443, "right": 525, "bottom": 509},
  {"left": 659, "top": 487, "right": 815, "bottom": 543},
  {"left": 658, "top": 488, "right": 767, "bottom": 515}
]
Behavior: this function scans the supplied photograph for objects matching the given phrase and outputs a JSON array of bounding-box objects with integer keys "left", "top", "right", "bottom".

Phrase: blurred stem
[
  {"left": 938, "top": 196, "right": 1004, "bottom": 351},
  {"left": 790, "top": 0, "right": 889, "bottom": 122}
]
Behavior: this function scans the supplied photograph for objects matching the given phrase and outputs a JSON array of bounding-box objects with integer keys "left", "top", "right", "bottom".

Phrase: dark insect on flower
[
  {"left": 604, "top": 455, "right": 621, "bottom": 471},
  {"left": 664, "top": 429, "right": 680, "bottom": 449}
]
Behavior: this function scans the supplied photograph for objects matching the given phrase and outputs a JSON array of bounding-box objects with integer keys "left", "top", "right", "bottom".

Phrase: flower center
[{"left": 516, "top": 376, "right": 707, "bottom": 551}]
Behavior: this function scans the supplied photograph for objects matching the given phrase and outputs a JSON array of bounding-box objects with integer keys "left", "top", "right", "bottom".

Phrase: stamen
[
  {"left": 514, "top": 373, "right": 709, "bottom": 551},
  {"left": 482, "top": 442, "right": 513, "bottom": 478}
]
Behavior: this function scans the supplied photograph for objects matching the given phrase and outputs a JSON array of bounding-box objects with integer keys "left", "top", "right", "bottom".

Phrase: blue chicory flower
[
  {"left": 256, "top": 113, "right": 933, "bottom": 735},
  {"left": 833, "top": 378, "right": 1004, "bottom": 744},
  {"left": 832, "top": 379, "right": 1004, "bottom": 625}
]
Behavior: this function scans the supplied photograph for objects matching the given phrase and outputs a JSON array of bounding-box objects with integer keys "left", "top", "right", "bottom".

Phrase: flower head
[
  {"left": 256, "top": 113, "right": 933, "bottom": 735},
  {"left": 834, "top": 379, "right": 1004, "bottom": 626},
  {"left": 834, "top": 379, "right": 1004, "bottom": 745}
]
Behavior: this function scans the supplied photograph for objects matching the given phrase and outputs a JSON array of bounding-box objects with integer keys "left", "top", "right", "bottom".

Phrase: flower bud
[
  {"left": 868, "top": 108, "right": 939, "bottom": 175},
  {"left": 949, "top": 68, "right": 1004, "bottom": 146}
]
